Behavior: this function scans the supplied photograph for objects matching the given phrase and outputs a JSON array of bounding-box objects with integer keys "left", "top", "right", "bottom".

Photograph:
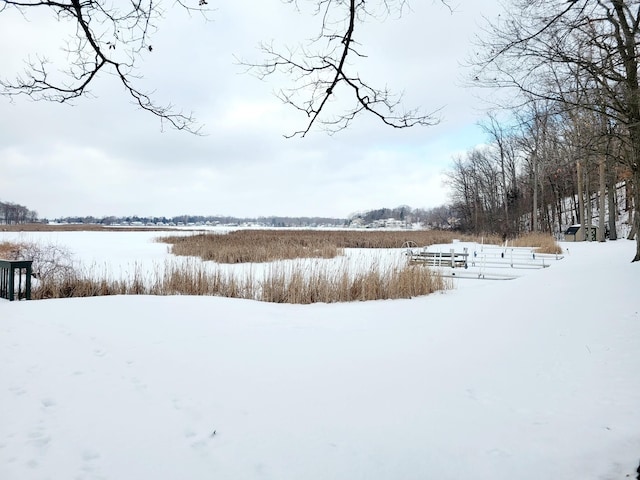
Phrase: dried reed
[
  {"left": 158, "top": 229, "right": 478, "bottom": 264},
  {"left": 5, "top": 230, "right": 558, "bottom": 304},
  {"left": 159, "top": 231, "right": 341, "bottom": 263},
  {"left": 508, "top": 233, "right": 563, "bottom": 254},
  {"left": 30, "top": 258, "right": 450, "bottom": 304},
  {"left": 0, "top": 241, "right": 21, "bottom": 259},
  {"left": 259, "top": 260, "right": 449, "bottom": 303}
]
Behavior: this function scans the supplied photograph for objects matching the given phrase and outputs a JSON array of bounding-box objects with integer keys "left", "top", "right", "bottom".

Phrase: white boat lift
[{"left": 403, "top": 241, "right": 564, "bottom": 280}]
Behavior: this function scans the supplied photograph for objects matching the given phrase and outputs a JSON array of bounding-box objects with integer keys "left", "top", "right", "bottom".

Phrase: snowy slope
[{"left": 1, "top": 239, "right": 639, "bottom": 479}]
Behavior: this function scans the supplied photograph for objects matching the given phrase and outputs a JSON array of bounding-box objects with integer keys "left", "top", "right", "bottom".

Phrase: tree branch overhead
[
  {"left": 2, "top": 0, "right": 442, "bottom": 136},
  {"left": 241, "top": 0, "right": 440, "bottom": 137},
  {"left": 1, "top": 0, "right": 205, "bottom": 133}
]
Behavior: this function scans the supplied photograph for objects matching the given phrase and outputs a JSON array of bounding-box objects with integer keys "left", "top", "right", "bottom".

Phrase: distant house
[
  {"left": 564, "top": 224, "right": 599, "bottom": 242},
  {"left": 384, "top": 218, "right": 406, "bottom": 229},
  {"left": 369, "top": 218, "right": 407, "bottom": 229}
]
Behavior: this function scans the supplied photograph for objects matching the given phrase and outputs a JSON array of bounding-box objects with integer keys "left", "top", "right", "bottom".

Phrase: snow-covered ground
[{"left": 1, "top": 232, "right": 639, "bottom": 480}]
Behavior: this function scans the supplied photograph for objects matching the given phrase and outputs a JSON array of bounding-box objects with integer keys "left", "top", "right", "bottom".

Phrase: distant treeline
[
  {"left": 350, "top": 206, "right": 413, "bottom": 223},
  {"left": 0, "top": 201, "right": 38, "bottom": 224},
  {"left": 348, "top": 206, "right": 456, "bottom": 229},
  {"left": 4, "top": 202, "right": 467, "bottom": 231},
  {"left": 47, "top": 214, "right": 350, "bottom": 227},
  {"left": 50, "top": 209, "right": 456, "bottom": 229}
]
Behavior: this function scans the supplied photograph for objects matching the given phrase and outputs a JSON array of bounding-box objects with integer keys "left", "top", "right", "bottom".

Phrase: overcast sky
[{"left": 0, "top": 1, "right": 504, "bottom": 219}]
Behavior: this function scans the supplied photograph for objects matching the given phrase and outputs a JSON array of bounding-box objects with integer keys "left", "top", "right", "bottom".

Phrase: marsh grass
[
  {"left": 259, "top": 259, "right": 449, "bottom": 303},
  {"left": 507, "top": 233, "right": 563, "bottom": 254},
  {"left": 158, "top": 229, "right": 561, "bottom": 263},
  {"left": 0, "top": 241, "right": 22, "bottom": 259},
  {"left": 160, "top": 231, "right": 341, "bottom": 263},
  {"left": 2, "top": 229, "right": 559, "bottom": 304},
  {"left": 159, "top": 230, "right": 475, "bottom": 263},
  {"left": 30, "top": 258, "right": 450, "bottom": 303}
]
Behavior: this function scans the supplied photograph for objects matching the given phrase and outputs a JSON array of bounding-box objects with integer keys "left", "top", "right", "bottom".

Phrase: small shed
[{"left": 564, "top": 224, "right": 598, "bottom": 242}]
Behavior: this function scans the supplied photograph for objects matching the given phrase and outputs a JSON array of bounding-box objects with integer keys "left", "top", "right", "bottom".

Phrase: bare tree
[
  {"left": 0, "top": 200, "right": 35, "bottom": 224},
  {"left": 446, "top": 145, "right": 513, "bottom": 234},
  {"left": 472, "top": 0, "right": 640, "bottom": 261},
  {"left": 479, "top": 112, "right": 520, "bottom": 235},
  {"left": 446, "top": 98, "right": 620, "bottom": 238}
]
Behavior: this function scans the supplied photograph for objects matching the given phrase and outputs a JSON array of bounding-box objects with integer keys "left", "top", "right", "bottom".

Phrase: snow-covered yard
[{"left": 1, "top": 232, "right": 639, "bottom": 479}]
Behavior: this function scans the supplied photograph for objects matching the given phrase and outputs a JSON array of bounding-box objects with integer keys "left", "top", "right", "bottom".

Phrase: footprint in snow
[
  {"left": 81, "top": 450, "right": 101, "bottom": 461},
  {"left": 27, "top": 431, "right": 51, "bottom": 449},
  {"left": 8, "top": 385, "right": 26, "bottom": 396}
]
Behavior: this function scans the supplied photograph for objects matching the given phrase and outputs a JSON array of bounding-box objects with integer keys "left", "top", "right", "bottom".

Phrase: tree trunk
[
  {"left": 586, "top": 170, "right": 593, "bottom": 242},
  {"left": 628, "top": 183, "right": 637, "bottom": 240},
  {"left": 627, "top": 124, "right": 640, "bottom": 260},
  {"left": 556, "top": 195, "right": 562, "bottom": 232},
  {"left": 532, "top": 153, "right": 538, "bottom": 232},
  {"left": 598, "top": 159, "right": 606, "bottom": 241},
  {"left": 502, "top": 165, "right": 509, "bottom": 235},
  {"left": 630, "top": 176, "right": 640, "bottom": 261},
  {"left": 577, "top": 161, "right": 585, "bottom": 239},
  {"left": 607, "top": 169, "right": 617, "bottom": 241},
  {"left": 550, "top": 187, "right": 558, "bottom": 233}
]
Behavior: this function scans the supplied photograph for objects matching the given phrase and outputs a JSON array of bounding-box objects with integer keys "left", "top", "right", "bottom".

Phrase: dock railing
[{"left": 0, "top": 259, "right": 33, "bottom": 301}]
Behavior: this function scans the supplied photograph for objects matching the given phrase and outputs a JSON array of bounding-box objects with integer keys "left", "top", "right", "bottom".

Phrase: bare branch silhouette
[
  {"left": 1, "top": 0, "right": 208, "bottom": 133},
  {"left": 241, "top": 0, "right": 440, "bottom": 137}
]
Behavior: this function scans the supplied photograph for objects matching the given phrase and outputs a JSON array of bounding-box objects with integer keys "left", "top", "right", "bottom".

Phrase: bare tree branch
[
  {"left": 240, "top": 0, "right": 440, "bottom": 137},
  {"left": 1, "top": 0, "right": 209, "bottom": 133},
  {"left": 3, "top": 0, "right": 445, "bottom": 137}
]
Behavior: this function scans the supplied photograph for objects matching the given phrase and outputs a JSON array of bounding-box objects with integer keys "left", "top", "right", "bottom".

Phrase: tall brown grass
[
  {"left": 507, "top": 233, "right": 563, "bottom": 254},
  {"left": 31, "top": 259, "right": 450, "bottom": 304},
  {"left": 258, "top": 260, "right": 449, "bottom": 303},
  {"left": 0, "top": 241, "right": 21, "bottom": 259},
  {"left": 159, "top": 229, "right": 475, "bottom": 263},
  {"left": 160, "top": 231, "right": 341, "bottom": 263},
  {"left": 3, "top": 229, "right": 561, "bottom": 304},
  {"left": 2, "top": 239, "right": 450, "bottom": 303},
  {"left": 158, "top": 229, "right": 562, "bottom": 263}
]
